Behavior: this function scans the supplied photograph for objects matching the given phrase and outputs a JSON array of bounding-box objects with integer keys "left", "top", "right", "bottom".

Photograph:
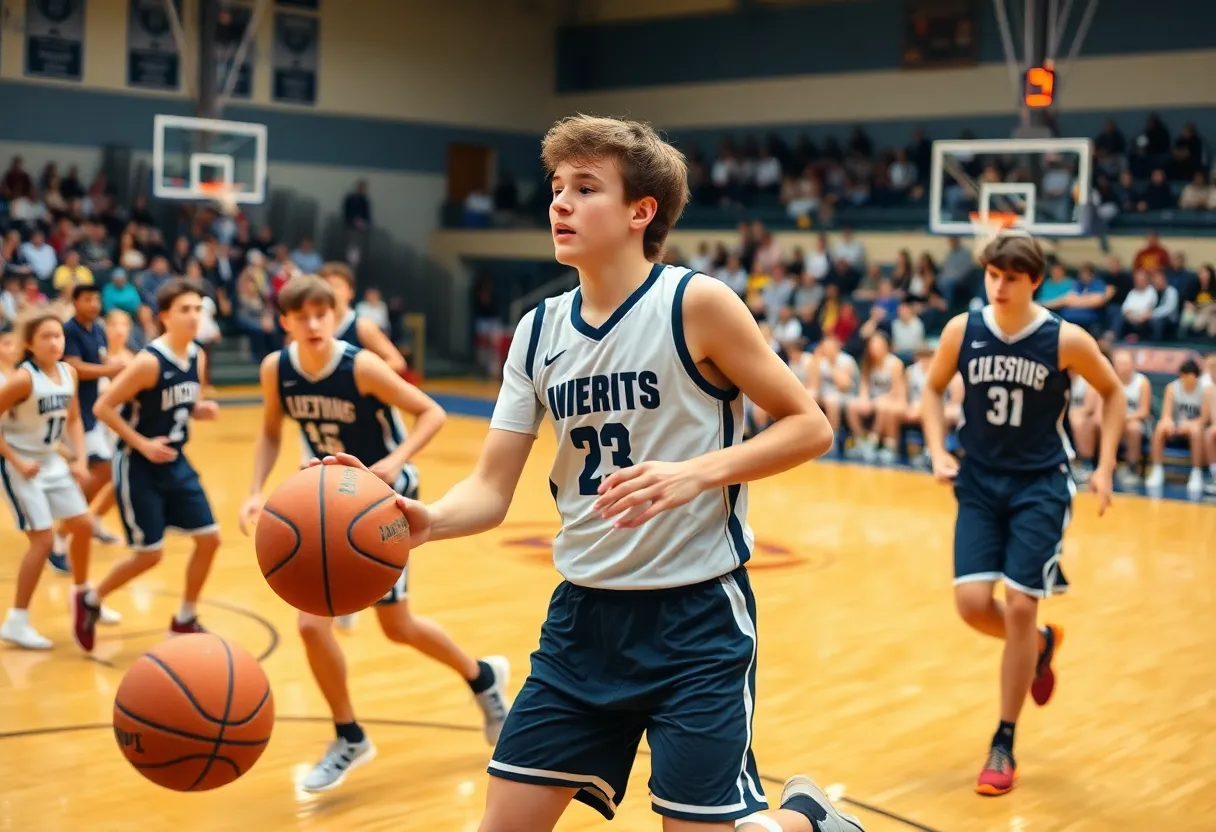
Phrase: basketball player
[
  {"left": 846, "top": 331, "right": 905, "bottom": 464},
  {"left": 313, "top": 261, "right": 404, "bottom": 630},
  {"left": 62, "top": 284, "right": 126, "bottom": 545},
  {"left": 920, "top": 231, "right": 1125, "bottom": 796},
  {"left": 1113, "top": 350, "right": 1152, "bottom": 488},
  {"left": 77, "top": 279, "right": 221, "bottom": 645},
  {"left": 1066, "top": 370, "right": 1100, "bottom": 484},
  {"left": 315, "top": 115, "right": 861, "bottom": 832},
  {"left": 808, "top": 333, "right": 857, "bottom": 432},
  {"left": 0, "top": 312, "right": 95, "bottom": 650},
  {"left": 238, "top": 274, "right": 512, "bottom": 794},
  {"left": 1145, "top": 358, "right": 1207, "bottom": 498},
  {"left": 904, "top": 347, "right": 962, "bottom": 467}
]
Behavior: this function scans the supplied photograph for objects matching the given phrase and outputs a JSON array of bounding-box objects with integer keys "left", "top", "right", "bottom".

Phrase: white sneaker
[
  {"left": 99, "top": 605, "right": 122, "bottom": 625},
  {"left": 1187, "top": 468, "right": 1204, "bottom": 499},
  {"left": 0, "top": 617, "right": 53, "bottom": 650},
  {"left": 780, "top": 775, "right": 866, "bottom": 831},
  {"left": 876, "top": 447, "right": 897, "bottom": 466},
  {"left": 300, "top": 737, "right": 377, "bottom": 793},
  {"left": 1117, "top": 466, "right": 1142, "bottom": 488},
  {"left": 475, "top": 655, "right": 512, "bottom": 746},
  {"left": 1145, "top": 465, "right": 1165, "bottom": 491},
  {"left": 334, "top": 613, "right": 357, "bottom": 631}
]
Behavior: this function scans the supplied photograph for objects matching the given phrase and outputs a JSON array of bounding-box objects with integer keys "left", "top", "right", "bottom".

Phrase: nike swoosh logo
[
  {"left": 971, "top": 341, "right": 988, "bottom": 348},
  {"left": 543, "top": 350, "right": 566, "bottom": 367}
]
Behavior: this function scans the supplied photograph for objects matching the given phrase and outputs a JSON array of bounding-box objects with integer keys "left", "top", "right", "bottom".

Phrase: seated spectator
[
  {"left": 1146, "top": 359, "right": 1207, "bottom": 498},
  {"left": 1137, "top": 169, "right": 1173, "bottom": 211},
  {"left": 715, "top": 253, "right": 748, "bottom": 297},
  {"left": 938, "top": 237, "right": 974, "bottom": 302},
  {"left": 890, "top": 302, "right": 925, "bottom": 353},
  {"left": 687, "top": 241, "right": 713, "bottom": 274},
  {"left": 0, "top": 275, "right": 21, "bottom": 322},
  {"left": 1, "top": 231, "right": 31, "bottom": 281},
  {"left": 52, "top": 249, "right": 94, "bottom": 292},
  {"left": 19, "top": 230, "right": 57, "bottom": 282},
  {"left": 1133, "top": 232, "right": 1169, "bottom": 273},
  {"left": 1178, "top": 171, "right": 1211, "bottom": 210},
  {"left": 831, "top": 227, "right": 865, "bottom": 283},
  {"left": 1179, "top": 264, "right": 1214, "bottom": 339},
  {"left": 22, "top": 275, "right": 46, "bottom": 306},
  {"left": 846, "top": 331, "right": 906, "bottom": 464},
  {"left": 1112, "top": 349, "right": 1152, "bottom": 487},
  {"left": 77, "top": 220, "right": 114, "bottom": 272},
  {"left": 851, "top": 263, "right": 885, "bottom": 300},
  {"left": 1166, "top": 251, "right": 1195, "bottom": 291},
  {"left": 761, "top": 263, "right": 796, "bottom": 324},
  {"left": 1068, "top": 368, "right": 1102, "bottom": 482},
  {"left": 355, "top": 287, "right": 391, "bottom": 334},
  {"left": 101, "top": 269, "right": 143, "bottom": 318},
  {"left": 807, "top": 333, "right": 857, "bottom": 431},
  {"left": 232, "top": 270, "right": 276, "bottom": 361},
  {"left": 906, "top": 255, "right": 948, "bottom": 332},
  {"left": 117, "top": 230, "right": 146, "bottom": 273},
  {"left": 1056, "top": 263, "right": 1113, "bottom": 333},
  {"left": 871, "top": 277, "right": 901, "bottom": 321},
  {"left": 1118, "top": 269, "right": 1158, "bottom": 340},
  {"left": 1149, "top": 269, "right": 1180, "bottom": 340},
  {"left": 803, "top": 233, "right": 832, "bottom": 281},
  {"left": 1037, "top": 262, "right": 1075, "bottom": 309},
  {"left": 170, "top": 235, "right": 193, "bottom": 274}
]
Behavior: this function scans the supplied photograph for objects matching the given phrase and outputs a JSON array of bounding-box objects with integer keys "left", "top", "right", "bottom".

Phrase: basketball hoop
[
  {"left": 968, "top": 210, "right": 1027, "bottom": 259},
  {"left": 199, "top": 181, "right": 243, "bottom": 217}
]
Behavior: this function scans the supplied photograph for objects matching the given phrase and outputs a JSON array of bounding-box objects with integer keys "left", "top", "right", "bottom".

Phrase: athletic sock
[
  {"left": 335, "top": 721, "right": 365, "bottom": 744},
  {"left": 467, "top": 660, "right": 495, "bottom": 694},
  {"left": 7, "top": 608, "right": 29, "bottom": 625},
  {"left": 779, "top": 794, "right": 828, "bottom": 831},
  {"left": 992, "top": 720, "right": 1016, "bottom": 753},
  {"left": 176, "top": 602, "right": 196, "bottom": 623}
]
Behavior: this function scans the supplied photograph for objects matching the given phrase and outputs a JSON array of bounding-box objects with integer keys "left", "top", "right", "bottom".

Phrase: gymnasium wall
[
  {"left": 0, "top": 0, "right": 554, "bottom": 250},
  {"left": 554, "top": 0, "right": 1216, "bottom": 145}
]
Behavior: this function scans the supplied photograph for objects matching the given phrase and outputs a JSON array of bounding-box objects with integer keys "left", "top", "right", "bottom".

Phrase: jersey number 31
[
  {"left": 986, "top": 385, "right": 1025, "bottom": 427},
  {"left": 570, "top": 423, "right": 634, "bottom": 496}
]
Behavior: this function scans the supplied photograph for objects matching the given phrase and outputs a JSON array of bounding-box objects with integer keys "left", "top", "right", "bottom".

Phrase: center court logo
[{"left": 496, "top": 522, "right": 823, "bottom": 572}]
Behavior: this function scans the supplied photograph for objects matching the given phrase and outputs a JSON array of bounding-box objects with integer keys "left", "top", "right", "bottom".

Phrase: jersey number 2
[
  {"left": 570, "top": 423, "right": 634, "bottom": 496},
  {"left": 986, "top": 386, "right": 1024, "bottom": 427}
]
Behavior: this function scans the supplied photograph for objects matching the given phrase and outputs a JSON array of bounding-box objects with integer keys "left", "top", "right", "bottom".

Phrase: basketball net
[
  {"left": 968, "top": 210, "right": 1028, "bottom": 261},
  {"left": 199, "top": 181, "right": 243, "bottom": 217}
]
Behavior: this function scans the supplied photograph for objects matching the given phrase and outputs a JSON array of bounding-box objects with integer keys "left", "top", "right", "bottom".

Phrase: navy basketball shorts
[
  {"left": 112, "top": 450, "right": 217, "bottom": 551},
  {"left": 488, "top": 566, "right": 767, "bottom": 822},
  {"left": 953, "top": 458, "right": 1075, "bottom": 598}
]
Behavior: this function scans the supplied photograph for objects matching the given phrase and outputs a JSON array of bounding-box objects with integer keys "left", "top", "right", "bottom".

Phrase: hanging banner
[
  {"left": 214, "top": 0, "right": 254, "bottom": 99},
  {"left": 25, "top": 0, "right": 85, "bottom": 81},
  {"left": 272, "top": 11, "right": 318, "bottom": 105},
  {"left": 127, "top": 0, "right": 181, "bottom": 91}
]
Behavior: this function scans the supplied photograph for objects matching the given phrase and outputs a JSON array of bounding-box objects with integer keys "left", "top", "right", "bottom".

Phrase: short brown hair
[
  {"left": 155, "top": 278, "right": 205, "bottom": 313},
  {"left": 978, "top": 231, "right": 1046, "bottom": 281},
  {"left": 21, "top": 310, "right": 64, "bottom": 346},
  {"left": 541, "top": 114, "right": 689, "bottom": 261},
  {"left": 277, "top": 274, "right": 336, "bottom": 313},
  {"left": 317, "top": 261, "right": 355, "bottom": 288}
]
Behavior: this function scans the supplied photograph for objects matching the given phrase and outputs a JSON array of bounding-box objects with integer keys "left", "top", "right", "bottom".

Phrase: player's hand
[
  {"left": 238, "top": 495, "right": 262, "bottom": 536},
  {"left": 368, "top": 457, "right": 402, "bottom": 486},
  {"left": 1159, "top": 418, "right": 1175, "bottom": 437},
  {"left": 1089, "top": 466, "right": 1113, "bottom": 517},
  {"left": 104, "top": 358, "right": 129, "bottom": 377},
  {"left": 593, "top": 460, "right": 706, "bottom": 529},
  {"left": 70, "top": 461, "right": 90, "bottom": 486},
  {"left": 11, "top": 456, "right": 40, "bottom": 479},
  {"left": 307, "top": 454, "right": 432, "bottom": 548},
  {"left": 193, "top": 400, "right": 220, "bottom": 421},
  {"left": 930, "top": 450, "right": 959, "bottom": 484},
  {"left": 139, "top": 436, "right": 179, "bottom": 463}
]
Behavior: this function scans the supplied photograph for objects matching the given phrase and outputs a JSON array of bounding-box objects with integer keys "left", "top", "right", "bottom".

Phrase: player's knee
[
  {"left": 297, "top": 613, "right": 333, "bottom": 641},
  {"left": 194, "top": 531, "right": 221, "bottom": 554},
  {"left": 379, "top": 614, "right": 415, "bottom": 645},
  {"left": 133, "top": 549, "right": 164, "bottom": 568},
  {"left": 64, "top": 514, "right": 92, "bottom": 539},
  {"left": 1003, "top": 590, "right": 1038, "bottom": 629},
  {"left": 25, "top": 529, "right": 55, "bottom": 554},
  {"left": 954, "top": 584, "right": 994, "bottom": 625}
]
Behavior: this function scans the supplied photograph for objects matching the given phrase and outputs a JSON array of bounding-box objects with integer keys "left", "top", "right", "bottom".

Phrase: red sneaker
[
  {"left": 72, "top": 588, "right": 100, "bottom": 652},
  {"left": 169, "top": 616, "right": 207, "bottom": 636},
  {"left": 976, "top": 746, "right": 1017, "bottom": 796},
  {"left": 1030, "top": 623, "right": 1065, "bottom": 706}
]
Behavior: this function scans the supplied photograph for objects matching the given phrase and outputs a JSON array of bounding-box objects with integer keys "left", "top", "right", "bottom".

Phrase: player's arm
[
  {"left": 598, "top": 277, "right": 833, "bottom": 527},
  {"left": 193, "top": 350, "right": 218, "bottom": 420},
  {"left": 354, "top": 350, "right": 446, "bottom": 474},
  {"left": 0, "top": 369, "right": 39, "bottom": 477},
  {"left": 1059, "top": 322, "right": 1124, "bottom": 514},
  {"left": 239, "top": 354, "right": 285, "bottom": 534},
  {"left": 93, "top": 352, "right": 177, "bottom": 463},
  {"left": 920, "top": 313, "right": 967, "bottom": 480},
  {"left": 888, "top": 359, "right": 907, "bottom": 402},
  {"left": 1158, "top": 383, "right": 1176, "bottom": 432},
  {"left": 355, "top": 317, "right": 406, "bottom": 373},
  {"left": 63, "top": 365, "right": 89, "bottom": 482}
]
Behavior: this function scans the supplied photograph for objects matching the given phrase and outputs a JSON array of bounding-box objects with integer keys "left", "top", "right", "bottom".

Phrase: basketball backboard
[
  {"left": 152, "top": 114, "right": 268, "bottom": 204},
  {"left": 928, "top": 137, "right": 1093, "bottom": 238}
]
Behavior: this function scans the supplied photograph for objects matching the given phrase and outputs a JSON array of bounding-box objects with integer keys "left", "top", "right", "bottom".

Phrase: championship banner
[
  {"left": 25, "top": 0, "right": 85, "bottom": 81},
  {"left": 127, "top": 0, "right": 181, "bottom": 91},
  {"left": 215, "top": 0, "right": 254, "bottom": 99},
  {"left": 272, "top": 11, "right": 318, "bottom": 105}
]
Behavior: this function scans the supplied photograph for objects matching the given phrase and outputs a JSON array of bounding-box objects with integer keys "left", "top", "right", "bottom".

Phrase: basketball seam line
[
  {"left": 189, "top": 638, "right": 238, "bottom": 789},
  {"left": 133, "top": 754, "right": 241, "bottom": 776},
  {"left": 345, "top": 493, "right": 408, "bottom": 570},
  {"left": 319, "top": 466, "right": 332, "bottom": 616},
  {"left": 146, "top": 654, "right": 229, "bottom": 725},
  {"left": 112, "top": 702, "right": 270, "bottom": 746},
  {"left": 259, "top": 507, "right": 302, "bottom": 579}
]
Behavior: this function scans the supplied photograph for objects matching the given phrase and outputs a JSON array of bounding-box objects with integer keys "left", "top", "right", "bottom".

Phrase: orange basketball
[
  {"left": 112, "top": 633, "right": 274, "bottom": 792},
  {"left": 255, "top": 463, "right": 411, "bottom": 616}
]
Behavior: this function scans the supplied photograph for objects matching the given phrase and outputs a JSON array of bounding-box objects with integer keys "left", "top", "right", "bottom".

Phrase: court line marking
[{"left": 0, "top": 717, "right": 945, "bottom": 831}]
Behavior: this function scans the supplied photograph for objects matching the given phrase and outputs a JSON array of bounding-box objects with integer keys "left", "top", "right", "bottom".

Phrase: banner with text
[
  {"left": 272, "top": 11, "right": 319, "bottom": 105},
  {"left": 127, "top": 0, "right": 182, "bottom": 91},
  {"left": 25, "top": 0, "right": 85, "bottom": 81}
]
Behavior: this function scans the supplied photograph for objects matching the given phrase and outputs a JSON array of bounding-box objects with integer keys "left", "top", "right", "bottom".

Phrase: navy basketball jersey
[
  {"left": 957, "top": 306, "right": 1072, "bottom": 472},
  {"left": 63, "top": 317, "right": 106, "bottom": 432},
  {"left": 278, "top": 340, "right": 405, "bottom": 465},
  {"left": 119, "top": 339, "right": 201, "bottom": 452},
  {"left": 336, "top": 309, "right": 361, "bottom": 348}
]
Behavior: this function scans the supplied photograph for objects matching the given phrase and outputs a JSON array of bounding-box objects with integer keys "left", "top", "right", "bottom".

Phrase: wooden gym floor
[{"left": 1, "top": 397, "right": 1214, "bottom": 832}]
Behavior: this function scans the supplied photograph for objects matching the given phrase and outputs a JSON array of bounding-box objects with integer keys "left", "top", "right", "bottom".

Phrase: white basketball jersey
[
  {"left": 1168, "top": 379, "right": 1205, "bottom": 422},
  {"left": 1124, "top": 372, "right": 1147, "bottom": 416},
  {"left": 866, "top": 354, "right": 901, "bottom": 398},
  {"left": 490, "top": 265, "right": 753, "bottom": 590},
  {"left": 1070, "top": 374, "right": 1089, "bottom": 409},
  {"left": 906, "top": 361, "right": 927, "bottom": 403},
  {"left": 788, "top": 351, "right": 813, "bottom": 386},
  {"left": 2, "top": 360, "right": 74, "bottom": 459},
  {"left": 818, "top": 352, "right": 858, "bottom": 399}
]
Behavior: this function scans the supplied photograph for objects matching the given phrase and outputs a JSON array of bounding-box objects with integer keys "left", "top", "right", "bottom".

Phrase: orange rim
[
  {"left": 198, "top": 181, "right": 244, "bottom": 196},
  {"left": 969, "top": 211, "right": 1020, "bottom": 229}
]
